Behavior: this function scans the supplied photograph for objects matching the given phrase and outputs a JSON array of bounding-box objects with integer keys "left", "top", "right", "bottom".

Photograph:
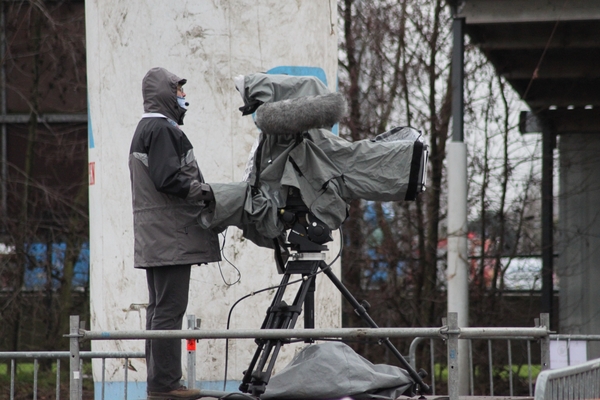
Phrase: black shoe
[{"left": 147, "top": 385, "right": 202, "bottom": 400}]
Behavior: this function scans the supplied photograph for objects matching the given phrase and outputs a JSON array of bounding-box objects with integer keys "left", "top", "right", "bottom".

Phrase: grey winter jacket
[{"left": 129, "top": 67, "right": 221, "bottom": 268}]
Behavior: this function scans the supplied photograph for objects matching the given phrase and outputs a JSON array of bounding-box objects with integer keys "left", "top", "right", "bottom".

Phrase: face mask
[{"left": 177, "top": 96, "right": 189, "bottom": 110}]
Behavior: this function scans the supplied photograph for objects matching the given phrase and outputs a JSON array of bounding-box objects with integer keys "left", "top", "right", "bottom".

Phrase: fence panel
[
  {"left": 534, "top": 358, "right": 600, "bottom": 400},
  {"left": 0, "top": 351, "right": 144, "bottom": 400}
]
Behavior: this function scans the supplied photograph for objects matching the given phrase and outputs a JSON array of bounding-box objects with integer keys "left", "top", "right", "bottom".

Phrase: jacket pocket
[
  {"left": 134, "top": 210, "right": 178, "bottom": 265},
  {"left": 177, "top": 222, "right": 212, "bottom": 256}
]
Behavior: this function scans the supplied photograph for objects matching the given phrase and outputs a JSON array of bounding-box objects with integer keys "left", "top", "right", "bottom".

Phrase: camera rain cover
[{"left": 199, "top": 73, "right": 427, "bottom": 249}]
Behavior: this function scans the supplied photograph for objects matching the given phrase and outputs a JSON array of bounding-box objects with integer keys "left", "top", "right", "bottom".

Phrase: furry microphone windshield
[{"left": 255, "top": 92, "right": 347, "bottom": 135}]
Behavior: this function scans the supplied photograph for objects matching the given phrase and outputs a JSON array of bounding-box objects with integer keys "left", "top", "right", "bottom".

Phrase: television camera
[{"left": 198, "top": 73, "right": 431, "bottom": 398}]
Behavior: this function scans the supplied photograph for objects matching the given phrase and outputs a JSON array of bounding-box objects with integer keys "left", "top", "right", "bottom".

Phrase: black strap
[
  {"left": 404, "top": 141, "right": 424, "bottom": 201},
  {"left": 251, "top": 136, "right": 266, "bottom": 195},
  {"left": 239, "top": 100, "right": 263, "bottom": 116}
]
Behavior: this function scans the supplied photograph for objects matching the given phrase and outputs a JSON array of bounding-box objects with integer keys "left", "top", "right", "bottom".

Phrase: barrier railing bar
[
  {"left": 430, "top": 338, "right": 436, "bottom": 396},
  {"left": 33, "top": 358, "right": 38, "bottom": 400},
  {"left": 76, "top": 326, "right": 548, "bottom": 341},
  {"left": 11, "top": 358, "right": 15, "bottom": 400},
  {"left": 487, "top": 339, "right": 493, "bottom": 396},
  {"left": 69, "top": 315, "right": 81, "bottom": 400},
  {"left": 187, "top": 314, "right": 197, "bottom": 390},
  {"left": 101, "top": 358, "right": 106, "bottom": 400},
  {"left": 79, "top": 327, "right": 449, "bottom": 340},
  {"left": 0, "top": 351, "right": 145, "bottom": 359},
  {"left": 124, "top": 357, "right": 129, "bottom": 400},
  {"left": 408, "top": 336, "right": 423, "bottom": 368},
  {"left": 549, "top": 334, "right": 600, "bottom": 341},
  {"left": 458, "top": 327, "right": 548, "bottom": 338},
  {"left": 507, "top": 339, "right": 513, "bottom": 397},
  {"left": 539, "top": 313, "right": 550, "bottom": 371},
  {"left": 79, "top": 359, "right": 84, "bottom": 398},
  {"left": 527, "top": 339, "right": 533, "bottom": 396},
  {"left": 56, "top": 358, "right": 61, "bottom": 400},
  {"left": 567, "top": 338, "right": 571, "bottom": 367},
  {"left": 445, "top": 314, "right": 459, "bottom": 400},
  {"left": 468, "top": 339, "right": 474, "bottom": 396}
]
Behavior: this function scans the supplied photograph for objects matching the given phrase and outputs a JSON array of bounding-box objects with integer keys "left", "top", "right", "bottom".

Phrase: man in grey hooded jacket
[{"left": 129, "top": 67, "right": 221, "bottom": 399}]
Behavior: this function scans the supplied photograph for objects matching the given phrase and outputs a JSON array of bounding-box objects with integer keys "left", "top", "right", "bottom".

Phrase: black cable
[
  {"left": 217, "top": 228, "right": 242, "bottom": 286},
  {"left": 522, "top": 0, "right": 568, "bottom": 101},
  {"left": 217, "top": 392, "right": 257, "bottom": 400},
  {"left": 222, "top": 275, "right": 305, "bottom": 390}
]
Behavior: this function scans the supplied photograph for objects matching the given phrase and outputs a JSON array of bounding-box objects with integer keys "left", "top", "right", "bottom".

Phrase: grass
[
  {"left": 431, "top": 362, "right": 542, "bottom": 381},
  {"left": 415, "top": 363, "right": 543, "bottom": 396}
]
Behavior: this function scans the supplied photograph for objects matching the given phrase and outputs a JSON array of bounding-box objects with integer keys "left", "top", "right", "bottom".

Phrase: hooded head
[{"left": 142, "top": 67, "right": 187, "bottom": 125}]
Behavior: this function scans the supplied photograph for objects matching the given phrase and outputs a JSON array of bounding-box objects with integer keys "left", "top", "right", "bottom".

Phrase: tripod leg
[
  {"left": 240, "top": 273, "right": 291, "bottom": 393},
  {"left": 303, "top": 276, "right": 315, "bottom": 331},
  {"left": 318, "top": 262, "right": 432, "bottom": 395},
  {"left": 241, "top": 268, "right": 318, "bottom": 397}
]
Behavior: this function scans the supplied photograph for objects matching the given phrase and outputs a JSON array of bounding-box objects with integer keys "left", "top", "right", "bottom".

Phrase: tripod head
[{"left": 273, "top": 186, "right": 333, "bottom": 272}]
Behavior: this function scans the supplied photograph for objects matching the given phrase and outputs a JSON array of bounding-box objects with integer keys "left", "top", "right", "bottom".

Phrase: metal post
[
  {"left": 447, "top": 313, "right": 460, "bottom": 400},
  {"left": 56, "top": 359, "right": 61, "bottom": 400},
  {"left": 540, "top": 313, "right": 551, "bottom": 370},
  {"left": 488, "top": 340, "right": 494, "bottom": 396},
  {"left": 541, "top": 130, "right": 554, "bottom": 326},
  {"left": 527, "top": 340, "right": 533, "bottom": 396},
  {"left": 124, "top": 358, "right": 128, "bottom": 400},
  {"left": 33, "top": 358, "right": 38, "bottom": 400},
  {"left": 507, "top": 340, "right": 513, "bottom": 396},
  {"left": 430, "top": 339, "right": 436, "bottom": 395},
  {"left": 0, "top": 0, "right": 7, "bottom": 220},
  {"left": 102, "top": 358, "right": 106, "bottom": 400},
  {"left": 451, "top": 12, "right": 464, "bottom": 143},
  {"left": 10, "top": 358, "right": 15, "bottom": 400},
  {"left": 448, "top": 6, "right": 469, "bottom": 395},
  {"left": 69, "top": 315, "right": 82, "bottom": 400},
  {"left": 468, "top": 339, "right": 474, "bottom": 395},
  {"left": 186, "top": 315, "right": 197, "bottom": 389}
]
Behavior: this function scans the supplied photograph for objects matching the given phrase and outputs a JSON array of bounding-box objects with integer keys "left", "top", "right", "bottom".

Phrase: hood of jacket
[{"left": 142, "top": 67, "right": 187, "bottom": 124}]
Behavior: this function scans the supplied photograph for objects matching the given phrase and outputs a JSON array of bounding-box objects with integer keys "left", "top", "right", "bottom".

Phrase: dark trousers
[{"left": 145, "top": 265, "right": 191, "bottom": 393}]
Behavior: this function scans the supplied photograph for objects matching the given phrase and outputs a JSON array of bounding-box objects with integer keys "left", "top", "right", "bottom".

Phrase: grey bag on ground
[{"left": 261, "top": 341, "right": 414, "bottom": 400}]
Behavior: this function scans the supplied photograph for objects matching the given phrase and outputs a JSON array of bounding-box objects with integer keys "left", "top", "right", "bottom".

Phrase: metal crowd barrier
[
  {"left": 0, "top": 350, "right": 144, "bottom": 400},
  {"left": 7, "top": 313, "right": 599, "bottom": 400},
  {"left": 64, "top": 313, "right": 551, "bottom": 400},
  {"left": 534, "top": 358, "right": 600, "bottom": 400}
]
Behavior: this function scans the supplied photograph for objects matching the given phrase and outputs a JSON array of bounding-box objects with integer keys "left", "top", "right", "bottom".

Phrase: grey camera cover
[
  {"left": 261, "top": 341, "right": 414, "bottom": 400},
  {"left": 199, "top": 73, "right": 422, "bottom": 249}
]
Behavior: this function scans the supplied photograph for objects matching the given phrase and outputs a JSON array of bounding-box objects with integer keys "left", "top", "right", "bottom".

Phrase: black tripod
[{"left": 238, "top": 211, "right": 431, "bottom": 398}]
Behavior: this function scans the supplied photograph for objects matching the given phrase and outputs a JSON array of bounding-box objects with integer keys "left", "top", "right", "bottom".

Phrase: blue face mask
[{"left": 177, "top": 96, "right": 188, "bottom": 110}]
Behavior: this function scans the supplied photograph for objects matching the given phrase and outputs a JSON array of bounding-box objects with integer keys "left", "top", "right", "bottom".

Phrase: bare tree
[
  {"left": 0, "top": 0, "right": 88, "bottom": 359},
  {"left": 338, "top": 0, "right": 453, "bottom": 334},
  {"left": 337, "top": 4, "right": 544, "bottom": 389}
]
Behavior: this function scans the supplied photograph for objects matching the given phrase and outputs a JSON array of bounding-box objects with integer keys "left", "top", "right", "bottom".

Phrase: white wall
[{"left": 85, "top": 0, "right": 340, "bottom": 392}]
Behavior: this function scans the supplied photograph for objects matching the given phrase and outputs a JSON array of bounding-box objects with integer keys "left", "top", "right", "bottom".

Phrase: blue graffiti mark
[
  {"left": 87, "top": 98, "right": 95, "bottom": 149},
  {"left": 450, "top": 349, "right": 456, "bottom": 359},
  {"left": 266, "top": 66, "right": 338, "bottom": 136},
  {"left": 266, "top": 66, "right": 328, "bottom": 86}
]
